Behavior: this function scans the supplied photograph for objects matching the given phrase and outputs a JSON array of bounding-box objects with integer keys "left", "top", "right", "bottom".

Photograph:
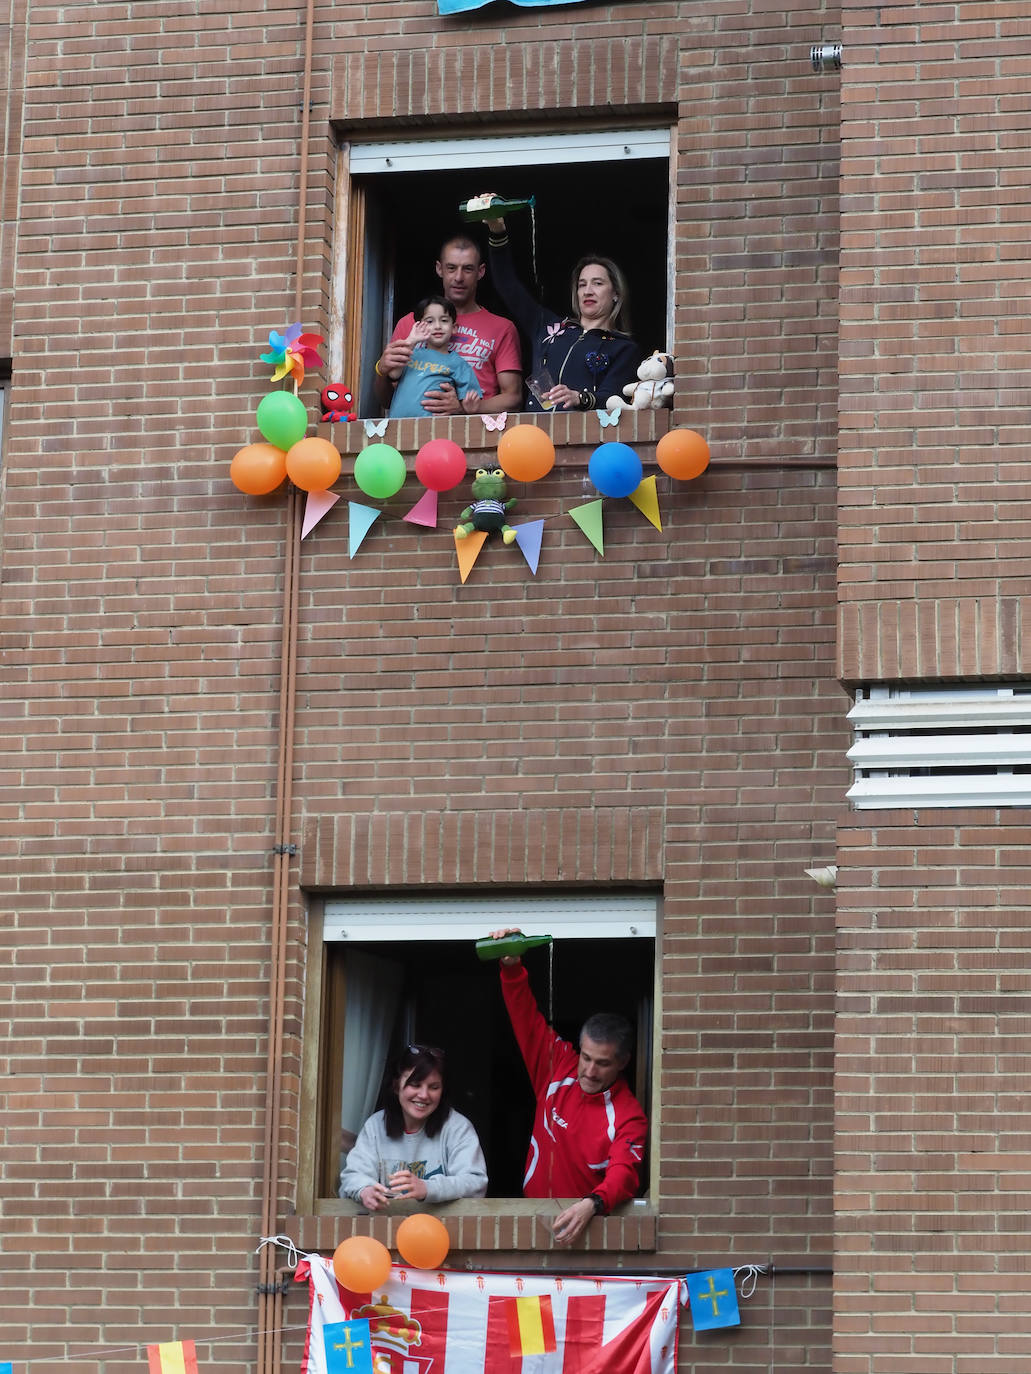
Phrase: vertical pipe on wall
[{"left": 257, "top": 0, "right": 316, "bottom": 1369}]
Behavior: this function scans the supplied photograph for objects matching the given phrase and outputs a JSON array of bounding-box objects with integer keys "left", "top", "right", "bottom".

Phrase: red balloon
[
  {"left": 332, "top": 1235, "right": 392, "bottom": 1293},
  {"left": 415, "top": 439, "right": 466, "bottom": 492},
  {"left": 396, "top": 1213, "right": 450, "bottom": 1270},
  {"left": 230, "top": 442, "right": 287, "bottom": 495},
  {"left": 656, "top": 429, "right": 710, "bottom": 481},
  {"left": 285, "top": 437, "right": 342, "bottom": 493},
  {"left": 496, "top": 425, "right": 555, "bottom": 483}
]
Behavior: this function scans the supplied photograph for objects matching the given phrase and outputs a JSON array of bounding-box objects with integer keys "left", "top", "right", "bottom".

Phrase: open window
[
  {"left": 306, "top": 892, "right": 658, "bottom": 1205},
  {"left": 334, "top": 128, "right": 673, "bottom": 416}
]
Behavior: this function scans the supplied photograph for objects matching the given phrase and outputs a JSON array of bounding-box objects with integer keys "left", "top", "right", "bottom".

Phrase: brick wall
[{"left": 0, "top": 0, "right": 843, "bottom": 1370}]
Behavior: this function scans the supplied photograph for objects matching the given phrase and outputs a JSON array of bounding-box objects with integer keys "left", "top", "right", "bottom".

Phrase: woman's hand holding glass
[
  {"left": 357, "top": 1181, "right": 393, "bottom": 1211},
  {"left": 388, "top": 1168, "right": 428, "bottom": 1201}
]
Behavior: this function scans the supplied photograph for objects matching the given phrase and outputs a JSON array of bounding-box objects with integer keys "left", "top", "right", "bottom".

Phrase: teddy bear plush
[{"left": 606, "top": 351, "right": 674, "bottom": 412}]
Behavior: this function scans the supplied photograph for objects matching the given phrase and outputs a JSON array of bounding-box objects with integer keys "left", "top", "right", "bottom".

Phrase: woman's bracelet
[
  {"left": 579, "top": 389, "right": 596, "bottom": 410},
  {"left": 374, "top": 360, "right": 384, "bottom": 377}
]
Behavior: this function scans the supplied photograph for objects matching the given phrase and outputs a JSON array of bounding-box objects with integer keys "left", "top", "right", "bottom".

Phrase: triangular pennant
[
  {"left": 403, "top": 489, "right": 439, "bottom": 527},
  {"left": 301, "top": 489, "right": 341, "bottom": 539},
  {"left": 568, "top": 499, "right": 605, "bottom": 555},
  {"left": 513, "top": 520, "right": 545, "bottom": 575},
  {"left": 627, "top": 475, "right": 662, "bottom": 530},
  {"left": 454, "top": 529, "right": 489, "bottom": 583},
  {"left": 348, "top": 502, "right": 382, "bottom": 558}
]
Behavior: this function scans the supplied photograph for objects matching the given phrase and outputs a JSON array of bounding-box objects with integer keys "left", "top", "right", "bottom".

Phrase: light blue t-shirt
[{"left": 388, "top": 345, "right": 482, "bottom": 418}]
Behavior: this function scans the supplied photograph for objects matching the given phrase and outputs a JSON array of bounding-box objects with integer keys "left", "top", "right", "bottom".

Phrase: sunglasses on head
[{"left": 408, "top": 1043, "right": 445, "bottom": 1061}]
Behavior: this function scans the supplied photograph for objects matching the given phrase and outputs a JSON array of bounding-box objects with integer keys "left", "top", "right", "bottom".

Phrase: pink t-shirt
[{"left": 390, "top": 307, "right": 521, "bottom": 400}]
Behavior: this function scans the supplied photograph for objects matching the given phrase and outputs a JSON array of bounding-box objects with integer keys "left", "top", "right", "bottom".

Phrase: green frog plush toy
[{"left": 455, "top": 467, "right": 518, "bottom": 545}]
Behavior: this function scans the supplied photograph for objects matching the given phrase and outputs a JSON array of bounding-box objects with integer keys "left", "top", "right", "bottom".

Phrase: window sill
[
  {"left": 321, "top": 409, "right": 669, "bottom": 463},
  {"left": 289, "top": 1199, "right": 657, "bottom": 1253}
]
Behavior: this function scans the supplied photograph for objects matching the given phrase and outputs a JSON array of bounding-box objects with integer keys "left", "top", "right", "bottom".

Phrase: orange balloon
[
  {"left": 655, "top": 428, "right": 710, "bottom": 482},
  {"left": 230, "top": 442, "right": 288, "bottom": 495},
  {"left": 496, "top": 425, "right": 555, "bottom": 483},
  {"left": 396, "top": 1212, "right": 450, "bottom": 1270},
  {"left": 285, "top": 436, "right": 342, "bottom": 493},
  {"left": 332, "top": 1235, "right": 392, "bottom": 1293}
]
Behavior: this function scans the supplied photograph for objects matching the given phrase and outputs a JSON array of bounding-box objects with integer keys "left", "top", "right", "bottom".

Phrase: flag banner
[
  {"left": 439, "top": 0, "right": 590, "bottom": 12},
  {"left": 685, "top": 1270, "right": 740, "bottom": 1331},
  {"left": 325, "top": 1319, "right": 375, "bottom": 1374},
  {"left": 0, "top": 1362, "right": 12, "bottom": 1374},
  {"left": 147, "top": 1340, "right": 199, "bottom": 1374},
  {"left": 296, "top": 1254, "right": 684, "bottom": 1374}
]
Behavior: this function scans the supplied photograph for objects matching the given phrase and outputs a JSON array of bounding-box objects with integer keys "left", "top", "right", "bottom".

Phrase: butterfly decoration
[
  {"left": 363, "top": 418, "right": 389, "bottom": 437},
  {"left": 321, "top": 384, "right": 357, "bottom": 423},
  {"left": 544, "top": 322, "right": 564, "bottom": 342},
  {"left": 482, "top": 413, "right": 508, "bottom": 432},
  {"left": 259, "top": 323, "right": 325, "bottom": 387},
  {"left": 597, "top": 409, "right": 620, "bottom": 428}
]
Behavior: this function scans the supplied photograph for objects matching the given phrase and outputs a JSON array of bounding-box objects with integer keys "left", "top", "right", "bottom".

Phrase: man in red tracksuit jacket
[{"left": 491, "top": 931, "right": 648, "bottom": 1247}]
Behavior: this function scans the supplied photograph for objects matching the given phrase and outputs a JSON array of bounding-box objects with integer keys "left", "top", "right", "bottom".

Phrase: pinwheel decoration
[{"left": 260, "top": 323, "right": 325, "bottom": 387}]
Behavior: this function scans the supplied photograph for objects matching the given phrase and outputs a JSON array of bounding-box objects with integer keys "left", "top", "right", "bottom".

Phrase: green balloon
[
  {"left": 256, "top": 391, "right": 308, "bottom": 450},
  {"left": 354, "top": 443, "right": 407, "bottom": 500}
]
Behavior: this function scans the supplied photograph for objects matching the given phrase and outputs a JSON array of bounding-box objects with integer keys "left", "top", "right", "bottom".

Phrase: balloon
[
  {"left": 415, "top": 438, "right": 466, "bottom": 493},
  {"left": 332, "top": 1235, "right": 392, "bottom": 1293},
  {"left": 285, "top": 437, "right": 342, "bottom": 493},
  {"left": 396, "top": 1213, "right": 450, "bottom": 1270},
  {"left": 588, "top": 442, "right": 643, "bottom": 498},
  {"left": 256, "top": 390, "right": 309, "bottom": 450},
  {"left": 656, "top": 428, "right": 710, "bottom": 481},
  {"left": 229, "top": 442, "right": 287, "bottom": 495},
  {"left": 496, "top": 425, "right": 555, "bottom": 483},
  {"left": 354, "top": 443, "right": 407, "bottom": 500}
]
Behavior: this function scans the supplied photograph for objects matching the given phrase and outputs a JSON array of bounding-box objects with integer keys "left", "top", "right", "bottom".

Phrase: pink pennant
[
  {"left": 301, "top": 490, "right": 340, "bottom": 539},
  {"left": 403, "top": 489, "right": 439, "bottom": 528}
]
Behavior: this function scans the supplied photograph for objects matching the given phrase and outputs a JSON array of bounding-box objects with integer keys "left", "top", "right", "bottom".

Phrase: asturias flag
[{"left": 296, "top": 1253, "right": 684, "bottom": 1374}]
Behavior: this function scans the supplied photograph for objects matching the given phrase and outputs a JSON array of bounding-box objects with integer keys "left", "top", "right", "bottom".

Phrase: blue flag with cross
[
  {"left": 686, "top": 1269, "right": 741, "bottom": 1331},
  {"left": 323, "top": 1319, "right": 374, "bottom": 1374}
]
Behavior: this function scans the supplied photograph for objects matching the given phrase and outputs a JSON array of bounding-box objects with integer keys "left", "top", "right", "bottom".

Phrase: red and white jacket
[{"left": 500, "top": 963, "right": 647, "bottom": 1212}]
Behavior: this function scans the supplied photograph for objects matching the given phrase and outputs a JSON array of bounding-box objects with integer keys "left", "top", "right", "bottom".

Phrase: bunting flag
[
  {"left": 296, "top": 1253, "right": 684, "bottom": 1374},
  {"left": 146, "top": 1340, "right": 199, "bottom": 1374},
  {"left": 1, "top": 1362, "right": 12, "bottom": 1374},
  {"left": 454, "top": 529, "right": 488, "bottom": 583},
  {"left": 513, "top": 519, "right": 545, "bottom": 574},
  {"left": 403, "top": 490, "right": 439, "bottom": 528},
  {"left": 324, "top": 1319, "right": 374, "bottom": 1374},
  {"left": 628, "top": 475, "right": 662, "bottom": 531},
  {"left": 349, "top": 502, "right": 382, "bottom": 558},
  {"left": 302, "top": 490, "right": 341, "bottom": 539},
  {"left": 568, "top": 499, "right": 605, "bottom": 555},
  {"left": 685, "top": 1270, "right": 740, "bottom": 1331}
]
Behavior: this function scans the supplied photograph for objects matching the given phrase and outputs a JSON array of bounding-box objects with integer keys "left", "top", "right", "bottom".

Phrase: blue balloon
[{"left": 588, "top": 442, "right": 643, "bottom": 499}]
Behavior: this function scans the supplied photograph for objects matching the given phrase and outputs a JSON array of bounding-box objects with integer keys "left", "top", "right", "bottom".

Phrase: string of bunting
[{"left": 0, "top": 1238, "right": 779, "bottom": 1370}]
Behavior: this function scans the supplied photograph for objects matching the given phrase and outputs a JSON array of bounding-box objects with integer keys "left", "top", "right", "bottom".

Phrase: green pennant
[{"left": 568, "top": 499, "right": 605, "bottom": 555}]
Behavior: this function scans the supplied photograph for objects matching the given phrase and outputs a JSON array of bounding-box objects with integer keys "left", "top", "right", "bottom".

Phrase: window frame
[
  {"left": 330, "top": 123, "right": 676, "bottom": 418},
  {"left": 296, "top": 893, "right": 662, "bottom": 1225}
]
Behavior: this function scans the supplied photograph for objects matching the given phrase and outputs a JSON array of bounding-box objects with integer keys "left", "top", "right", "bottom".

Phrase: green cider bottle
[
  {"left": 475, "top": 931, "right": 552, "bottom": 961},
  {"left": 459, "top": 194, "right": 536, "bottom": 223}
]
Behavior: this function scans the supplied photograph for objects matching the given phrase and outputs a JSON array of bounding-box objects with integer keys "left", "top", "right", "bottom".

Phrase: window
[
  {"left": 303, "top": 892, "right": 658, "bottom": 1207},
  {"left": 847, "top": 684, "right": 1031, "bottom": 808},
  {"left": 335, "top": 128, "right": 673, "bottom": 416}
]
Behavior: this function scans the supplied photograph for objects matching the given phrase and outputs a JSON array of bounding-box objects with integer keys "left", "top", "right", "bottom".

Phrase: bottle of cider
[
  {"left": 459, "top": 194, "right": 536, "bottom": 222},
  {"left": 475, "top": 931, "right": 553, "bottom": 961}
]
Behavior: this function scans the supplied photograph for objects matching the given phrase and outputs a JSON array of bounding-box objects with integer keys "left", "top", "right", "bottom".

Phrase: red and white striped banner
[{"left": 296, "top": 1255, "right": 684, "bottom": 1374}]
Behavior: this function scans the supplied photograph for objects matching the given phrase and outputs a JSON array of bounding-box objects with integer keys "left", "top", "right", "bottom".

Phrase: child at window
[{"left": 385, "top": 295, "right": 482, "bottom": 419}]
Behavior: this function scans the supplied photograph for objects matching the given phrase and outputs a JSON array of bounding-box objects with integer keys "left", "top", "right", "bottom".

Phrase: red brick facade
[{"left": 2, "top": 0, "right": 1025, "bottom": 1371}]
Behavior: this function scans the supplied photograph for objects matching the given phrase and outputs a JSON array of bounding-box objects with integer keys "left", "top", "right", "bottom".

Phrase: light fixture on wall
[
  {"left": 810, "top": 43, "right": 842, "bottom": 73},
  {"left": 804, "top": 865, "right": 838, "bottom": 888}
]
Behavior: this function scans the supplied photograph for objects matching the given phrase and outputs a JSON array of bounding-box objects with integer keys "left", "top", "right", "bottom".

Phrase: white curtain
[{"left": 339, "top": 949, "right": 402, "bottom": 1139}]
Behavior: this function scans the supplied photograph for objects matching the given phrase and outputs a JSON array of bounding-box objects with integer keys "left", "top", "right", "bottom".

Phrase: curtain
[{"left": 339, "top": 949, "right": 403, "bottom": 1140}]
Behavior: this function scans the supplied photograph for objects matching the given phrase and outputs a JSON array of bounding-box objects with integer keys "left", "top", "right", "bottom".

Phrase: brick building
[{"left": 1, "top": 1, "right": 1027, "bottom": 1372}]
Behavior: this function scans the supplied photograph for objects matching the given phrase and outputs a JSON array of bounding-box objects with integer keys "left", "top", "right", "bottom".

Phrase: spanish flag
[
  {"left": 147, "top": 1341, "right": 199, "bottom": 1374},
  {"left": 505, "top": 1295, "right": 557, "bottom": 1357}
]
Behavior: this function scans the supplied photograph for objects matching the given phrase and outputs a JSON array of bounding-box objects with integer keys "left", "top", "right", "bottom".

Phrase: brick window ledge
[
  {"left": 288, "top": 1199, "right": 656, "bottom": 1254},
  {"left": 321, "top": 409, "right": 669, "bottom": 464}
]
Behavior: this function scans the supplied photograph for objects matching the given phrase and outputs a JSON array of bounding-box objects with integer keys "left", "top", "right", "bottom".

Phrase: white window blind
[{"left": 322, "top": 893, "right": 658, "bottom": 943}]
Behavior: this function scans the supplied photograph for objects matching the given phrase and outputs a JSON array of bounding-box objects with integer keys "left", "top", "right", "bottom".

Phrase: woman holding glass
[
  {"left": 339, "top": 1044, "right": 488, "bottom": 1210},
  {"left": 480, "top": 194, "right": 643, "bottom": 412}
]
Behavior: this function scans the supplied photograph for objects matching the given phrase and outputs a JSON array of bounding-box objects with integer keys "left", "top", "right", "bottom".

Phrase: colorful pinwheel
[{"left": 260, "top": 323, "right": 325, "bottom": 387}]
